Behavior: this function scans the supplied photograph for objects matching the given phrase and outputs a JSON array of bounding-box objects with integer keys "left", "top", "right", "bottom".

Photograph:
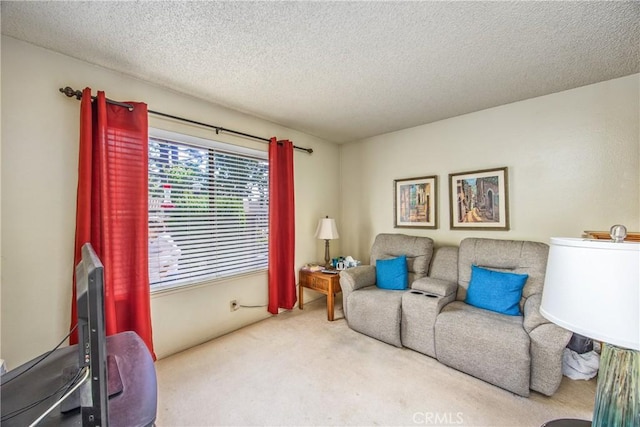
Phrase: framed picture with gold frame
[
  {"left": 394, "top": 175, "right": 438, "bottom": 229},
  {"left": 449, "top": 167, "right": 509, "bottom": 230}
]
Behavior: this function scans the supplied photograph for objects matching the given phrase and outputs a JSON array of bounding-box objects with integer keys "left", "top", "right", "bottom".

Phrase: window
[{"left": 148, "top": 129, "right": 269, "bottom": 291}]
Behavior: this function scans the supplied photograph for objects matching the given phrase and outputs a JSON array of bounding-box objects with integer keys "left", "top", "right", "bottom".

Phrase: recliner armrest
[
  {"left": 523, "top": 293, "right": 551, "bottom": 333},
  {"left": 411, "top": 277, "right": 457, "bottom": 297},
  {"left": 524, "top": 292, "right": 572, "bottom": 395},
  {"left": 339, "top": 265, "right": 376, "bottom": 293}
]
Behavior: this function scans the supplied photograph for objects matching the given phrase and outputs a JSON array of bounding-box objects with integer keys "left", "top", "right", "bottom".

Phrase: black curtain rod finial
[{"left": 60, "top": 86, "right": 82, "bottom": 100}]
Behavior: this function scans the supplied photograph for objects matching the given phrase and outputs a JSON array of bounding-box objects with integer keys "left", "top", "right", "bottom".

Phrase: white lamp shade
[
  {"left": 315, "top": 218, "right": 339, "bottom": 240},
  {"left": 540, "top": 237, "right": 640, "bottom": 350}
]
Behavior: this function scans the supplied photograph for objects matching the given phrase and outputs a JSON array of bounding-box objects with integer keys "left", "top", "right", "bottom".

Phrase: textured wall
[{"left": 339, "top": 75, "right": 640, "bottom": 262}]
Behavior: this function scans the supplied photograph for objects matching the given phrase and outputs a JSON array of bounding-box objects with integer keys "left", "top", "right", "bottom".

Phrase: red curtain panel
[
  {"left": 268, "top": 138, "right": 297, "bottom": 314},
  {"left": 70, "top": 88, "right": 155, "bottom": 359}
]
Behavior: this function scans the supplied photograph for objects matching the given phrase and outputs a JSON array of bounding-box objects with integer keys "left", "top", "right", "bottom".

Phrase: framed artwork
[
  {"left": 449, "top": 167, "right": 509, "bottom": 230},
  {"left": 394, "top": 175, "right": 438, "bottom": 229}
]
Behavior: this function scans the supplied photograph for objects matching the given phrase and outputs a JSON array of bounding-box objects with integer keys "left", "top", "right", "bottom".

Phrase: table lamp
[
  {"left": 540, "top": 225, "right": 639, "bottom": 426},
  {"left": 315, "top": 216, "right": 339, "bottom": 268}
]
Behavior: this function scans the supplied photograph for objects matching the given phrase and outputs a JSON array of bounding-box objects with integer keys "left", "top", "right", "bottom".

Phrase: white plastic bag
[{"left": 562, "top": 348, "right": 599, "bottom": 380}]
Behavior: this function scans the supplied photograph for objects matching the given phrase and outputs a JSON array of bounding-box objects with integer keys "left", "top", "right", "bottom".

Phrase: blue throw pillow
[
  {"left": 465, "top": 265, "right": 529, "bottom": 316},
  {"left": 376, "top": 256, "right": 408, "bottom": 290}
]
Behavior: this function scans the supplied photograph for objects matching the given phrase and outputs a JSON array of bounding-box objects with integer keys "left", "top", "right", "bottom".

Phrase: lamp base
[
  {"left": 323, "top": 239, "right": 331, "bottom": 269},
  {"left": 592, "top": 343, "right": 639, "bottom": 426}
]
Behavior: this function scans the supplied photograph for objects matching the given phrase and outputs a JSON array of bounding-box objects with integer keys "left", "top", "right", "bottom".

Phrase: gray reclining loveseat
[{"left": 339, "top": 234, "right": 572, "bottom": 397}]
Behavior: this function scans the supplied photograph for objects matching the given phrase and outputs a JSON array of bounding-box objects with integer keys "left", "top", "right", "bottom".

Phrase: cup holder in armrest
[{"left": 409, "top": 290, "right": 438, "bottom": 298}]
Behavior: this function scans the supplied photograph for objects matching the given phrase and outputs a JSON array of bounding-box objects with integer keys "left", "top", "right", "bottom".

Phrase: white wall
[
  {"left": 340, "top": 75, "right": 640, "bottom": 261},
  {"left": 1, "top": 36, "right": 341, "bottom": 368}
]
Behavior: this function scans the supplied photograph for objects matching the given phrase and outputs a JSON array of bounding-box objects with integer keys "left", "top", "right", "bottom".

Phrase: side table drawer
[
  {"left": 300, "top": 272, "right": 329, "bottom": 291},
  {"left": 309, "top": 276, "right": 329, "bottom": 291}
]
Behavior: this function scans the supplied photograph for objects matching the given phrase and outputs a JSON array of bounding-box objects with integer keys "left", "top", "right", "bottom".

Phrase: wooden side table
[{"left": 298, "top": 269, "right": 342, "bottom": 321}]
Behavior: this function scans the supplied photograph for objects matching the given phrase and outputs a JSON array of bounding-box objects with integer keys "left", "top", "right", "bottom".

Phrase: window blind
[{"left": 148, "top": 135, "right": 269, "bottom": 290}]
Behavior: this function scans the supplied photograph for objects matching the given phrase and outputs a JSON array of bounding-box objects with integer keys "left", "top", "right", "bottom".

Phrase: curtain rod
[{"left": 59, "top": 86, "right": 313, "bottom": 154}]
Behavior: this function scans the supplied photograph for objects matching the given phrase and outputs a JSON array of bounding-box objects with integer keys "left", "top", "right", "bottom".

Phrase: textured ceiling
[{"left": 2, "top": 1, "right": 639, "bottom": 143}]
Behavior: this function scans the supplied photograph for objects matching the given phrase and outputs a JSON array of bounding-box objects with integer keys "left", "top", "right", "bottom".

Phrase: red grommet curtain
[
  {"left": 268, "top": 138, "right": 297, "bottom": 314},
  {"left": 70, "top": 88, "right": 155, "bottom": 359}
]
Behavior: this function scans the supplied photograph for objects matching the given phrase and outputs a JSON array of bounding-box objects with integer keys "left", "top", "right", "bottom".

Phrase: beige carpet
[{"left": 155, "top": 298, "right": 596, "bottom": 426}]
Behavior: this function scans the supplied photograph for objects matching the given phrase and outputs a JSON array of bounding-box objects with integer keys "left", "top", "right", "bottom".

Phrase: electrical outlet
[{"left": 230, "top": 300, "right": 239, "bottom": 312}]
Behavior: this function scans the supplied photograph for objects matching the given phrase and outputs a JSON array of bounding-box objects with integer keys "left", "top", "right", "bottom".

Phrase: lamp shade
[
  {"left": 540, "top": 237, "right": 640, "bottom": 350},
  {"left": 315, "top": 217, "right": 339, "bottom": 240}
]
